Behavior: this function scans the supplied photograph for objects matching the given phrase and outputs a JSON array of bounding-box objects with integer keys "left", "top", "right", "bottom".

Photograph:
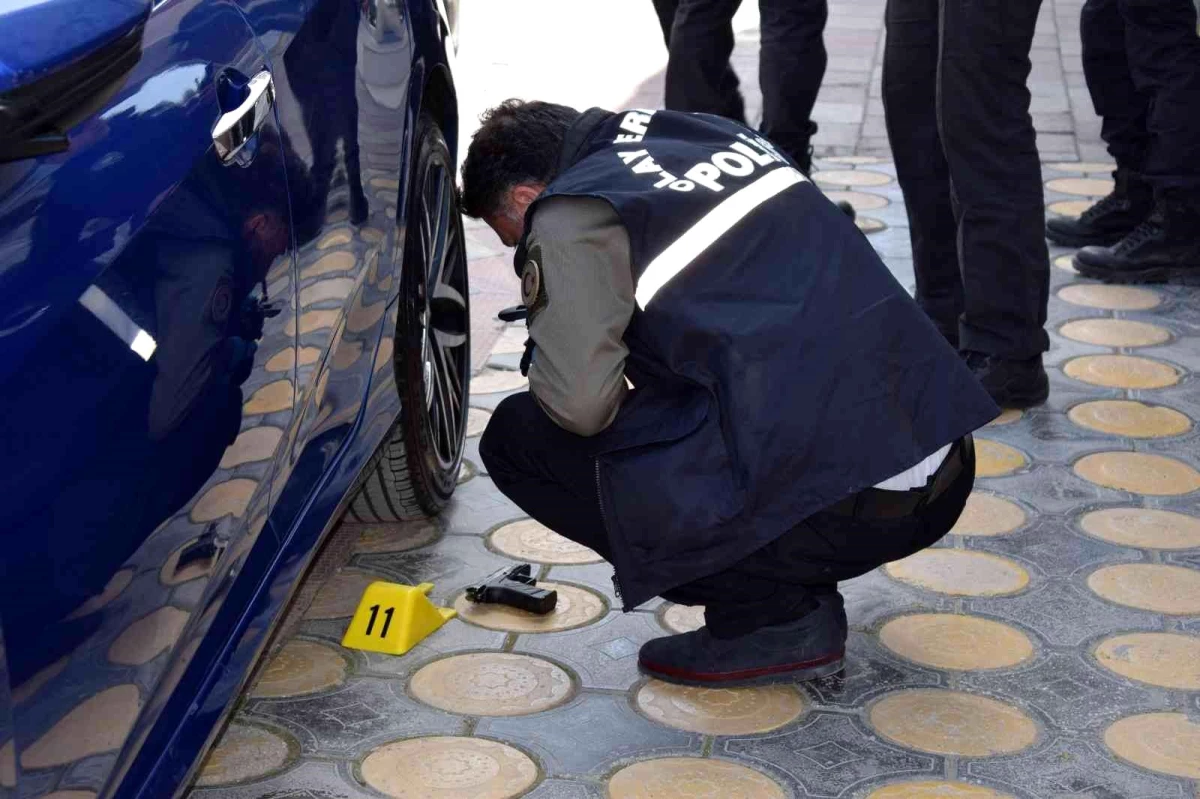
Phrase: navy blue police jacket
[{"left": 515, "top": 108, "right": 1000, "bottom": 610}]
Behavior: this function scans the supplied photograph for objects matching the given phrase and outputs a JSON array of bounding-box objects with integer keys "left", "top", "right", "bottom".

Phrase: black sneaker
[
  {"left": 1073, "top": 189, "right": 1200, "bottom": 284},
  {"left": 964, "top": 351, "right": 1049, "bottom": 410},
  {"left": 1045, "top": 168, "right": 1152, "bottom": 248},
  {"left": 638, "top": 592, "right": 846, "bottom": 687}
]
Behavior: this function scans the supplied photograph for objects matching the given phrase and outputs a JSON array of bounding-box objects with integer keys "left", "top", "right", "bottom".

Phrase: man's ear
[{"left": 510, "top": 183, "right": 545, "bottom": 214}]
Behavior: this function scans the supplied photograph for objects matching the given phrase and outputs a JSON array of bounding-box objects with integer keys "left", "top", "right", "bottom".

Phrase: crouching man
[{"left": 462, "top": 100, "right": 998, "bottom": 686}]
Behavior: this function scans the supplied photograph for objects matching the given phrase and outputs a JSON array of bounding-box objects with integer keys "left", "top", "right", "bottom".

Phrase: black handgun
[{"left": 464, "top": 564, "right": 557, "bottom": 615}]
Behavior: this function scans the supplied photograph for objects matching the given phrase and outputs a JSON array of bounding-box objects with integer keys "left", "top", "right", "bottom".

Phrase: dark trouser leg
[
  {"left": 1120, "top": 0, "right": 1200, "bottom": 189},
  {"left": 939, "top": 0, "right": 1050, "bottom": 359},
  {"left": 757, "top": 0, "right": 828, "bottom": 170},
  {"left": 665, "top": 0, "right": 748, "bottom": 124},
  {"left": 652, "top": 0, "right": 679, "bottom": 44},
  {"left": 1082, "top": 0, "right": 1149, "bottom": 171},
  {"left": 883, "top": 0, "right": 963, "bottom": 347}
]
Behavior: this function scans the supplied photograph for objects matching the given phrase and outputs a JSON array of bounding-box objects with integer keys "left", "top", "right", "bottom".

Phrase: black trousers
[
  {"left": 1081, "top": 0, "right": 1200, "bottom": 189},
  {"left": 653, "top": 0, "right": 829, "bottom": 168},
  {"left": 882, "top": 0, "right": 1050, "bottom": 359},
  {"left": 480, "top": 392, "right": 976, "bottom": 638}
]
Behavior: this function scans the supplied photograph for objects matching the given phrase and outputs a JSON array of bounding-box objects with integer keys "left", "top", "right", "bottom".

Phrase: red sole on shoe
[{"left": 638, "top": 650, "right": 845, "bottom": 687}]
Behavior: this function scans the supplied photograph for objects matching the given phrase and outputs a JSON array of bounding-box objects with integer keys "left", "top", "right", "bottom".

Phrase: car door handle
[{"left": 211, "top": 70, "right": 274, "bottom": 164}]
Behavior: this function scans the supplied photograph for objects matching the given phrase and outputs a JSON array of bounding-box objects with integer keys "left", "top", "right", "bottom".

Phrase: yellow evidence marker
[{"left": 341, "top": 581, "right": 456, "bottom": 655}]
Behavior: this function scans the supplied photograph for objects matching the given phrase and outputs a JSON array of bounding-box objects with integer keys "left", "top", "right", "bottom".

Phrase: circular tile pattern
[
  {"left": 251, "top": 639, "right": 348, "bottom": 698},
  {"left": 360, "top": 736, "right": 538, "bottom": 799},
  {"left": 1047, "top": 161, "right": 1115, "bottom": 174},
  {"left": 469, "top": 368, "right": 528, "bottom": 395},
  {"left": 467, "top": 407, "right": 491, "bottom": 437},
  {"left": 454, "top": 581, "right": 605, "bottom": 633},
  {"left": 987, "top": 409, "right": 1023, "bottom": 427},
  {"left": 1046, "top": 177, "right": 1114, "bottom": 196},
  {"left": 1048, "top": 199, "right": 1094, "bottom": 217},
  {"left": 869, "top": 689, "right": 1037, "bottom": 757},
  {"left": 1059, "top": 318, "right": 1171, "bottom": 348},
  {"left": 220, "top": 426, "right": 285, "bottom": 468},
  {"left": 825, "top": 190, "right": 889, "bottom": 211},
  {"left": 1087, "top": 564, "right": 1200, "bottom": 614},
  {"left": 856, "top": 216, "right": 886, "bottom": 234},
  {"left": 306, "top": 569, "right": 385, "bottom": 619},
  {"left": 244, "top": 379, "right": 293, "bottom": 414},
  {"left": 950, "top": 493, "right": 1026, "bottom": 536},
  {"left": 814, "top": 169, "right": 893, "bottom": 187},
  {"left": 1053, "top": 254, "right": 1078, "bottom": 273},
  {"left": 160, "top": 538, "right": 218, "bottom": 585},
  {"left": 1063, "top": 355, "right": 1179, "bottom": 389},
  {"left": 191, "top": 478, "right": 257, "bottom": 522},
  {"left": 635, "top": 680, "right": 806, "bottom": 735},
  {"left": 608, "top": 758, "right": 786, "bottom": 799},
  {"left": 885, "top": 550, "right": 1030, "bottom": 597},
  {"left": 20, "top": 684, "right": 140, "bottom": 768},
  {"left": 1079, "top": 507, "right": 1200, "bottom": 549},
  {"left": 13, "top": 657, "right": 68, "bottom": 704},
  {"left": 974, "top": 440, "right": 1027, "bottom": 477},
  {"left": 867, "top": 781, "right": 1014, "bottom": 798},
  {"left": 352, "top": 521, "right": 441, "bottom": 554},
  {"left": 44, "top": 792, "right": 97, "bottom": 799},
  {"left": 824, "top": 155, "right": 885, "bottom": 165},
  {"left": 489, "top": 520, "right": 602, "bottom": 565},
  {"left": 661, "top": 604, "right": 706, "bottom": 634},
  {"left": 66, "top": 568, "right": 133, "bottom": 619},
  {"left": 360, "top": 227, "right": 384, "bottom": 243},
  {"left": 302, "top": 251, "right": 357, "bottom": 279},
  {"left": 195, "top": 723, "right": 292, "bottom": 787},
  {"left": 291, "top": 308, "right": 340, "bottom": 334},
  {"left": 1104, "top": 713, "right": 1200, "bottom": 779},
  {"left": 317, "top": 230, "right": 353, "bottom": 250},
  {"left": 265, "top": 349, "right": 294, "bottom": 372},
  {"left": 410, "top": 653, "right": 572, "bottom": 716},
  {"left": 879, "top": 614, "right": 1034, "bottom": 671},
  {"left": 109, "top": 606, "right": 190, "bottom": 665},
  {"left": 1074, "top": 452, "right": 1200, "bottom": 495},
  {"left": 1058, "top": 284, "right": 1161, "bottom": 311},
  {"left": 1094, "top": 633, "right": 1200, "bottom": 690},
  {"left": 1068, "top": 401, "right": 1191, "bottom": 438}
]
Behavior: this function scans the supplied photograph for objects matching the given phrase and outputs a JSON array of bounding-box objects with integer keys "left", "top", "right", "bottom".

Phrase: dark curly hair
[{"left": 460, "top": 99, "right": 581, "bottom": 219}]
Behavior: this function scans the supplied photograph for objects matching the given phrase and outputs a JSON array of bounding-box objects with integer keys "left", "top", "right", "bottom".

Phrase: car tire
[{"left": 348, "top": 113, "right": 469, "bottom": 521}]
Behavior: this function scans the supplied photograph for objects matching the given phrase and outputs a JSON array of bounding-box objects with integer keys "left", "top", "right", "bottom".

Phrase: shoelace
[
  {"left": 1113, "top": 214, "right": 1163, "bottom": 255},
  {"left": 1079, "top": 190, "right": 1125, "bottom": 223}
]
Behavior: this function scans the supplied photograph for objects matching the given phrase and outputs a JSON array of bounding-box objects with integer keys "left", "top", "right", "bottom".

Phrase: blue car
[{"left": 0, "top": 0, "right": 467, "bottom": 793}]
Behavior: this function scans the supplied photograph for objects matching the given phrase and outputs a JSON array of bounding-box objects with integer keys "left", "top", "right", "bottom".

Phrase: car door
[{"left": 0, "top": 0, "right": 299, "bottom": 795}]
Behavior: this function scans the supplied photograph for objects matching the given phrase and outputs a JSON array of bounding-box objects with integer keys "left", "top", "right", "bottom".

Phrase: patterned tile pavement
[{"left": 184, "top": 3, "right": 1200, "bottom": 798}]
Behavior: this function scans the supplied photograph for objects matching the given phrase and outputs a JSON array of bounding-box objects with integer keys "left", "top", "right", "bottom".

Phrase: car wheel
[{"left": 349, "top": 113, "right": 469, "bottom": 520}]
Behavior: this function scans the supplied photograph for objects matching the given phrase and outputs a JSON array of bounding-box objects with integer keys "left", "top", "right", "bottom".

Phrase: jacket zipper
[{"left": 595, "top": 458, "right": 623, "bottom": 605}]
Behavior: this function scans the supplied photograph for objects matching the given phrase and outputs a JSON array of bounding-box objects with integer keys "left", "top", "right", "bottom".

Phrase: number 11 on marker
[{"left": 364, "top": 603, "right": 394, "bottom": 638}]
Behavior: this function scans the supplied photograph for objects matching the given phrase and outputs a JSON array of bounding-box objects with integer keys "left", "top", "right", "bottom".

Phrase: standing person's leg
[
  {"left": 883, "top": 0, "right": 963, "bottom": 348},
  {"left": 652, "top": 0, "right": 679, "bottom": 44},
  {"left": 938, "top": 0, "right": 1050, "bottom": 406},
  {"left": 757, "top": 0, "right": 828, "bottom": 172},
  {"left": 665, "top": 0, "right": 748, "bottom": 124}
]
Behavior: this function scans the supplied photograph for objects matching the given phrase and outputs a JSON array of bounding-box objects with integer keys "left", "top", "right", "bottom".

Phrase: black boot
[
  {"left": 1045, "top": 168, "right": 1153, "bottom": 248},
  {"left": 964, "top": 351, "right": 1049, "bottom": 410},
  {"left": 1073, "top": 188, "right": 1200, "bottom": 284}
]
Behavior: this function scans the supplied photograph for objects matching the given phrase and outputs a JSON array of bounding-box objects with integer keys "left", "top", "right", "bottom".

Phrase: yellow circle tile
[
  {"left": 1094, "top": 633, "right": 1200, "bottom": 690},
  {"left": 880, "top": 614, "right": 1034, "bottom": 671},
  {"left": 298, "top": 347, "right": 322, "bottom": 369},
  {"left": 13, "top": 657, "right": 68, "bottom": 705},
  {"left": 975, "top": 440, "right": 1027, "bottom": 477},
  {"left": 347, "top": 296, "right": 387, "bottom": 333},
  {"left": 244, "top": 379, "right": 293, "bottom": 414},
  {"left": 454, "top": 581, "right": 604, "bottom": 633},
  {"left": 1087, "top": 564, "right": 1200, "bottom": 614},
  {"left": 43, "top": 792, "right": 97, "bottom": 799},
  {"left": 824, "top": 155, "right": 885, "bottom": 165},
  {"left": 489, "top": 520, "right": 602, "bottom": 565},
  {"left": 0, "top": 740, "right": 12, "bottom": 788},
  {"left": 1104, "top": 713, "right": 1200, "bottom": 779},
  {"left": 300, "top": 277, "right": 356, "bottom": 307},
  {"left": 1053, "top": 254, "right": 1078, "bottom": 273},
  {"left": 1080, "top": 507, "right": 1200, "bottom": 549},
  {"left": 410, "top": 653, "right": 573, "bottom": 716},
  {"left": 317, "top": 230, "right": 353, "bottom": 250},
  {"left": 371, "top": 176, "right": 400, "bottom": 190},
  {"left": 1058, "top": 284, "right": 1161, "bottom": 311},
  {"left": 856, "top": 216, "right": 887, "bottom": 234},
  {"left": 987, "top": 409, "right": 1023, "bottom": 427},
  {"left": 306, "top": 569, "right": 385, "bottom": 619},
  {"left": 1059, "top": 318, "right": 1171, "bottom": 348},
  {"left": 265, "top": 349, "right": 295, "bottom": 372},
  {"left": 814, "top": 169, "right": 893, "bottom": 187},
  {"left": 869, "top": 689, "right": 1037, "bottom": 757},
  {"left": 160, "top": 538, "right": 218, "bottom": 585},
  {"left": 373, "top": 337, "right": 394, "bottom": 374},
  {"left": 635, "top": 680, "right": 805, "bottom": 735},
  {"left": 467, "top": 407, "right": 491, "bottom": 437},
  {"left": 1064, "top": 355, "right": 1179, "bottom": 389},
  {"left": 109, "top": 606, "right": 190, "bottom": 666},
  {"left": 867, "top": 781, "right": 1014, "bottom": 798},
  {"left": 360, "top": 227, "right": 384, "bottom": 243},
  {"left": 352, "top": 521, "right": 440, "bottom": 554},
  {"left": 608, "top": 758, "right": 786, "bottom": 799},
  {"left": 289, "top": 308, "right": 340, "bottom": 335},
  {"left": 21, "top": 684, "right": 140, "bottom": 769},
  {"left": 469, "top": 368, "right": 528, "bottom": 395},
  {"left": 1046, "top": 161, "right": 1115, "bottom": 174},
  {"left": 1074, "top": 452, "right": 1200, "bottom": 495},
  {"left": 825, "top": 190, "right": 889, "bottom": 211},
  {"left": 1068, "top": 401, "right": 1191, "bottom": 438},
  {"left": 191, "top": 478, "right": 258, "bottom": 522},
  {"left": 251, "top": 639, "right": 348, "bottom": 698},
  {"left": 885, "top": 550, "right": 1030, "bottom": 597},
  {"left": 302, "top": 251, "right": 357, "bottom": 280},
  {"left": 951, "top": 493, "right": 1026, "bottom": 536},
  {"left": 66, "top": 568, "right": 133, "bottom": 619},
  {"left": 1046, "top": 177, "right": 1114, "bottom": 196},
  {"left": 220, "top": 426, "right": 285, "bottom": 468},
  {"left": 195, "top": 722, "right": 292, "bottom": 787},
  {"left": 661, "top": 604, "right": 706, "bottom": 634},
  {"left": 361, "top": 736, "right": 538, "bottom": 799},
  {"left": 1048, "top": 199, "right": 1094, "bottom": 217}
]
